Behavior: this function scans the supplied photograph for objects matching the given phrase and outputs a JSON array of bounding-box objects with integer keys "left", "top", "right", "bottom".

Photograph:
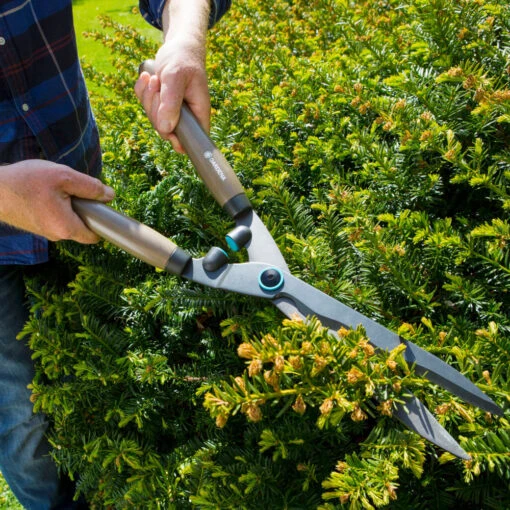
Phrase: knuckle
[
  {"left": 162, "top": 62, "right": 196, "bottom": 78},
  {"left": 55, "top": 170, "right": 73, "bottom": 189},
  {"left": 89, "top": 177, "right": 103, "bottom": 193}
]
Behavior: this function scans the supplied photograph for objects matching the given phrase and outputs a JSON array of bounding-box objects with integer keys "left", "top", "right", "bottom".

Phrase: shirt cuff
[{"left": 139, "top": 0, "right": 232, "bottom": 30}]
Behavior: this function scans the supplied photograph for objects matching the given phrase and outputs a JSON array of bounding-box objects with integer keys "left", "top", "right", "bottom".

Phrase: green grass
[
  {"left": 73, "top": 0, "right": 160, "bottom": 75},
  {"left": 0, "top": 4, "right": 160, "bottom": 508}
]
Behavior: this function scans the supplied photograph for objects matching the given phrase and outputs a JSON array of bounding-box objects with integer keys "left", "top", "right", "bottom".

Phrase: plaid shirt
[{"left": 0, "top": 0, "right": 231, "bottom": 266}]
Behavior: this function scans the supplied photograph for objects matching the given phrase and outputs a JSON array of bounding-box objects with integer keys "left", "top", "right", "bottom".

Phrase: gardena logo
[{"left": 204, "top": 151, "right": 227, "bottom": 181}]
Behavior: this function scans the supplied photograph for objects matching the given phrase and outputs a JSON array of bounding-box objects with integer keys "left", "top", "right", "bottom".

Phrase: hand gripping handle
[
  {"left": 72, "top": 198, "right": 191, "bottom": 274},
  {"left": 139, "top": 60, "right": 251, "bottom": 218}
]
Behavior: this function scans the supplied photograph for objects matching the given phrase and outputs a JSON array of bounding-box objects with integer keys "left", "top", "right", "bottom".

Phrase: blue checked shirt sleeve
[{"left": 139, "top": 0, "right": 231, "bottom": 30}]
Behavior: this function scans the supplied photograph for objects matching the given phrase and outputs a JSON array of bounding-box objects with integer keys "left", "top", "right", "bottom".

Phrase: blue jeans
[{"left": 0, "top": 265, "right": 82, "bottom": 509}]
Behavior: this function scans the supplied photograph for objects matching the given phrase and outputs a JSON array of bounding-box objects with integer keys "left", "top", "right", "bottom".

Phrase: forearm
[
  {"left": 136, "top": 0, "right": 213, "bottom": 152},
  {"left": 161, "top": 0, "right": 210, "bottom": 49},
  {"left": 139, "top": 0, "right": 230, "bottom": 31}
]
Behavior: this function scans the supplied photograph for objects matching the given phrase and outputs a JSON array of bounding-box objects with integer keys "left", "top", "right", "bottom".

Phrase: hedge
[{"left": 22, "top": 0, "right": 509, "bottom": 508}]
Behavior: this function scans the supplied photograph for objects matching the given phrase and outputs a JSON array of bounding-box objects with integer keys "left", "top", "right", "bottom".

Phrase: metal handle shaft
[
  {"left": 72, "top": 198, "right": 191, "bottom": 274},
  {"left": 139, "top": 60, "right": 251, "bottom": 218}
]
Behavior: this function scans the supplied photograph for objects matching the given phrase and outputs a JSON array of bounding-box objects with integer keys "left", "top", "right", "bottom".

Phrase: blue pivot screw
[{"left": 258, "top": 267, "right": 284, "bottom": 292}]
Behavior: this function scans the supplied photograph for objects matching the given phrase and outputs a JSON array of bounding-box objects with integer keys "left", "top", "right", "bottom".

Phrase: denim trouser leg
[{"left": 0, "top": 266, "right": 77, "bottom": 509}]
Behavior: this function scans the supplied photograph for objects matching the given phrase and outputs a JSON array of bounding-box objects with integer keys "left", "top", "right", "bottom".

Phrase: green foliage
[
  {"left": 203, "top": 318, "right": 420, "bottom": 434},
  {"left": 0, "top": 472, "right": 23, "bottom": 510},
  {"left": 73, "top": 0, "right": 158, "bottom": 83},
  {"left": 20, "top": 1, "right": 510, "bottom": 508}
]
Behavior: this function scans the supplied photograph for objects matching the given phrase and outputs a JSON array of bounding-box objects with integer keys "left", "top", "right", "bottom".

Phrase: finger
[
  {"left": 149, "top": 89, "right": 177, "bottom": 143},
  {"left": 151, "top": 89, "right": 161, "bottom": 130},
  {"left": 45, "top": 201, "right": 101, "bottom": 244},
  {"left": 57, "top": 168, "right": 115, "bottom": 202},
  {"left": 140, "top": 75, "right": 160, "bottom": 122},
  {"left": 184, "top": 78, "right": 211, "bottom": 134},
  {"left": 135, "top": 73, "right": 153, "bottom": 116},
  {"left": 168, "top": 133, "right": 186, "bottom": 154},
  {"left": 134, "top": 72, "right": 150, "bottom": 102},
  {"left": 157, "top": 73, "right": 186, "bottom": 135},
  {"left": 148, "top": 74, "right": 160, "bottom": 96},
  {"left": 142, "top": 76, "right": 157, "bottom": 115},
  {"left": 67, "top": 214, "right": 102, "bottom": 244}
]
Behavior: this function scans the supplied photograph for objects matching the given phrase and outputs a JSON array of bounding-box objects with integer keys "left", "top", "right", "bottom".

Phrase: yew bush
[{"left": 23, "top": 1, "right": 509, "bottom": 508}]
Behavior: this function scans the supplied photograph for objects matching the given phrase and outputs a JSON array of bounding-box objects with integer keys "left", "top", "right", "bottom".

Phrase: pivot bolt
[{"left": 258, "top": 268, "right": 284, "bottom": 292}]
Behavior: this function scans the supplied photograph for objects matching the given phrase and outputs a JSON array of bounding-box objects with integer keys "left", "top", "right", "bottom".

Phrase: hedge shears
[{"left": 71, "top": 61, "right": 502, "bottom": 461}]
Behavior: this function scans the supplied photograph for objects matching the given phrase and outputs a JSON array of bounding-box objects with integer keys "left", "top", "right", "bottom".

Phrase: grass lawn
[
  {"left": 73, "top": 0, "right": 160, "bottom": 75},
  {"left": 0, "top": 3, "right": 160, "bottom": 507}
]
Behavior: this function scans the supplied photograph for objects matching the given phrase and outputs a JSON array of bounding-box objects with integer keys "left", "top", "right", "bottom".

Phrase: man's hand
[
  {"left": 0, "top": 160, "right": 115, "bottom": 244},
  {"left": 134, "top": 0, "right": 211, "bottom": 154}
]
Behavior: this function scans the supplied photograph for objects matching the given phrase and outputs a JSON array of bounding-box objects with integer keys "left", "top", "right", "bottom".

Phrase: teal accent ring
[
  {"left": 258, "top": 268, "right": 284, "bottom": 292},
  {"left": 226, "top": 235, "right": 239, "bottom": 252}
]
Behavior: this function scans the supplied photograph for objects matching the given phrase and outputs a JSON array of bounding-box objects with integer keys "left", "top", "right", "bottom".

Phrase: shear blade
[
  {"left": 393, "top": 395, "right": 471, "bottom": 460},
  {"left": 183, "top": 264, "right": 497, "bottom": 458},
  {"left": 403, "top": 341, "right": 503, "bottom": 416},
  {"left": 281, "top": 274, "right": 502, "bottom": 416},
  {"left": 236, "top": 210, "right": 289, "bottom": 271},
  {"left": 274, "top": 297, "right": 471, "bottom": 459}
]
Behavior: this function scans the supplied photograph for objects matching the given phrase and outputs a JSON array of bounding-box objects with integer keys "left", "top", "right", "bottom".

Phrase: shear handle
[
  {"left": 139, "top": 60, "right": 251, "bottom": 218},
  {"left": 72, "top": 198, "right": 191, "bottom": 274}
]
